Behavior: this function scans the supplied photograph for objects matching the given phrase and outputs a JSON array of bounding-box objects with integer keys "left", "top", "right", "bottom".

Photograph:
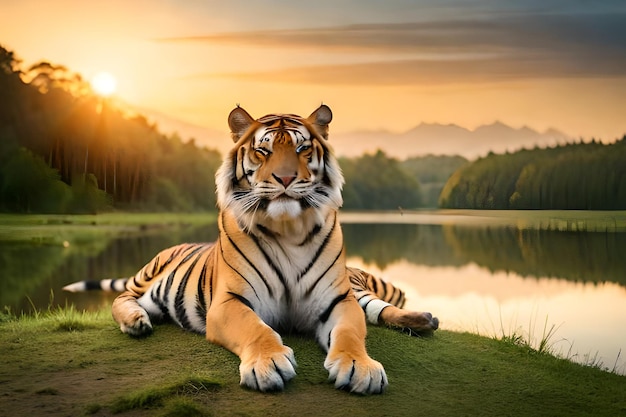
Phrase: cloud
[
  {"left": 161, "top": 12, "right": 626, "bottom": 55},
  {"left": 162, "top": 11, "right": 626, "bottom": 85},
  {"left": 212, "top": 55, "right": 626, "bottom": 86}
]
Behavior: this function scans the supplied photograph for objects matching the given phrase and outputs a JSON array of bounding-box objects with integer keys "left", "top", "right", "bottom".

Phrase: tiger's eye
[
  {"left": 255, "top": 148, "right": 270, "bottom": 158},
  {"left": 296, "top": 145, "right": 311, "bottom": 154}
]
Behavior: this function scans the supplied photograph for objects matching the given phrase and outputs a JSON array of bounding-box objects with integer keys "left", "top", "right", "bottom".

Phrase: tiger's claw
[
  {"left": 324, "top": 354, "right": 388, "bottom": 395},
  {"left": 239, "top": 346, "right": 297, "bottom": 392}
]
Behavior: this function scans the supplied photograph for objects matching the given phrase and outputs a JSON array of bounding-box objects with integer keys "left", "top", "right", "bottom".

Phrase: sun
[{"left": 91, "top": 71, "right": 117, "bottom": 97}]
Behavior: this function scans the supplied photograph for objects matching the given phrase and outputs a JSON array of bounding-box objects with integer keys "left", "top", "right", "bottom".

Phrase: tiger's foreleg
[
  {"left": 205, "top": 292, "right": 297, "bottom": 392},
  {"left": 317, "top": 292, "right": 388, "bottom": 394},
  {"left": 347, "top": 267, "right": 439, "bottom": 334}
]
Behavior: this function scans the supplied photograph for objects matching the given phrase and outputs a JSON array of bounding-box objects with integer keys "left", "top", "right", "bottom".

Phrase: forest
[
  {"left": 3, "top": 44, "right": 624, "bottom": 213},
  {"left": 0, "top": 46, "right": 221, "bottom": 213},
  {"left": 0, "top": 45, "right": 464, "bottom": 214},
  {"left": 439, "top": 139, "right": 626, "bottom": 210}
]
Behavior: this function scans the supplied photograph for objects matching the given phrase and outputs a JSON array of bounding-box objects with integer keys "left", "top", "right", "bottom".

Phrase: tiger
[{"left": 63, "top": 104, "right": 439, "bottom": 394}]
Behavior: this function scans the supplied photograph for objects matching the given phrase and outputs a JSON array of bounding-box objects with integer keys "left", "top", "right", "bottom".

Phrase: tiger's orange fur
[{"left": 64, "top": 105, "right": 438, "bottom": 393}]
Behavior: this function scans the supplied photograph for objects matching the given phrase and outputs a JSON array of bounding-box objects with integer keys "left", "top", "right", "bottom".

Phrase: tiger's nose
[{"left": 273, "top": 173, "right": 296, "bottom": 187}]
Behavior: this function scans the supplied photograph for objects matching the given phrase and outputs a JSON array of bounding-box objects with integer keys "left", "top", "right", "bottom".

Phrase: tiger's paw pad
[
  {"left": 239, "top": 346, "right": 297, "bottom": 392},
  {"left": 119, "top": 310, "right": 153, "bottom": 337},
  {"left": 407, "top": 312, "right": 439, "bottom": 334},
  {"left": 324, "top": 354, "right": 388, "bottom": 394}
]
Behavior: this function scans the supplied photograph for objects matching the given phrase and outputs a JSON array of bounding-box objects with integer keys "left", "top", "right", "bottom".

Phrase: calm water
[{"left": 1, "top": 212, "right": 625, "bottom": 374}]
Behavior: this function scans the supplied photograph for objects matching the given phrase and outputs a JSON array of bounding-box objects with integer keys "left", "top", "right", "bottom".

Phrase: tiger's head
[{"left": 216, "top": 104, "right": 344, "bottom": 233}]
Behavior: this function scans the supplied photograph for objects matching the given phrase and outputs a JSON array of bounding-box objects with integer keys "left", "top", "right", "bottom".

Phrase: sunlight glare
[{"left": 91, "top": 71, "right": 117, "bottom": 97}]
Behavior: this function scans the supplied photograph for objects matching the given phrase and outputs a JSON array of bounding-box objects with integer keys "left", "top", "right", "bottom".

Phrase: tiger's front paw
[
  {"left": 239, "top": 346, "right": 297, "bottom": 392},
  {"left": 118, "top": 309, "right": 153, "bottom": 337},
  {"left": 324, "top": 353, "right": 388, "bottom": 394}
]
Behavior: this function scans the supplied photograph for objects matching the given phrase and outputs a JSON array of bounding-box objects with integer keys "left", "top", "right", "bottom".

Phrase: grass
[
  {"left": 0, "top": 307, "right": 624, "bottom": 417},
  {"left": 2, "top": 211, "right": 625, "bottom": 415},
  {"left": 0, "top": 212, "right": 217, "bottom": 245},
  {"left": 492, "top": 312, "right": 626, "bottom": 374},
  {"left": 110, "top": 376, "right": 220, "bottom": 414},
  {"left": 342, "top": 209, "right": 626, "bottom": 232}
]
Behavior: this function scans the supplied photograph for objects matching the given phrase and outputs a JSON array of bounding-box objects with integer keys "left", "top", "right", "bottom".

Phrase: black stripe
[
  {"left": 297, "top": 216, "right": 336, "bottom": 281},
  {"left": 170, "top": 244, "right": 188, "bottom": 259},
  {"left": 256, "top": 223, "right": 276, "bottom": 239},
  {"left": 181, "top": 244, "right": 207, "bottom": 263},
  {"left": 132, "top": 275, "right": 144, "bottom": 289},
  {"left": 227, "top": 291, "right": 254, "bottom": 311},
  {"left": 319, "top": 290, "right": 349, "bottom": 323},
  {"left": 221, "top": 214, "right": 274, "bottom": 298},
  {"left": 380, "top": 279, "right": 388, "bottom": 300},
  {"left": 370, "top": 277, "right": 378, "bottom": 294},
  {"left": 161, "top": 269, "right": 176, "bottom": 313},
  {"left": 238, "top": 149, "right": 246, "bottom": 183},
  {"left": 232, "top": 148, "right": 241, "bottom": 185},
  {"left": 298, "top": 224, "right": 322, "bottom": 246},
  {"left": 174, "top": 254, "right": 202, "bottom": 329},
  {"left": 256, "top": 224, "right": 292, "bottom": 262},
  {"left": 390, "top": 288, "right": 403, "bottom": 306},
  {"left": 250, "top": 233, "right": 290, "bottom": 303},
  {"left": 353, "top": 291, "right": 368, "bottom": 302},
  {"left": 219, "top": 242, "right": 262, "bottom": 302},
  {"left": 149, "top": 255, "right": 161, "bottom": 279},
  {"left": 360, "top": 297, "right": 374, "bottom": 311},
  {"left": 304, "top": 248, "right": 343, "bottom": 298},
  {"left": 109, "top": 279, "right": 121, "bottom": 291},
  {"left": 196, "top": 262, "right": 208, "bottom": 320},
  {"left": 151, "top": 282, "right": 169, "bottom": 317},
  {"left": 317, "top": 330, "right": 333, "bottom": 351},
  {"left": 84, "top": 281, "right": 101, "bottom": 291}
]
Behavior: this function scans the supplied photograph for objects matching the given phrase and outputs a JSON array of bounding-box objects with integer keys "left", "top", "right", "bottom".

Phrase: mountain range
[
  {"left": 331, "top": 122, "right": 573, "bottom": 160},
  {"left": 142, "top": 108, "right": 573, "bottom": 160}
]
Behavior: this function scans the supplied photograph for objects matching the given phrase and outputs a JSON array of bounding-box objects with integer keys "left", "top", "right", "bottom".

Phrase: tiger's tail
[{"left": 62, "top": 278, "right": 128, "bottom": 293}]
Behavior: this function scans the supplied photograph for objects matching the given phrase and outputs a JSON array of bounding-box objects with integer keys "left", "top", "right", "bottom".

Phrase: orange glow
[{"left": 1, "top": 1, "right": 625, "bottom": 149}]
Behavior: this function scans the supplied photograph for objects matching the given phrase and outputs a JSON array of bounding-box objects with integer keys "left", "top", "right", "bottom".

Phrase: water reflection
[
  {"left": 1, "top": 216, "right": 624, "bottom": 373},
  {"left": 342, "top": 223, "right": 626, "bottom": 285},
  {"left": 342, "top": 222, "right": 626, "bottom": 374},
  {"left": 0, "top": 225, "right": 218, "bottom": 313}
]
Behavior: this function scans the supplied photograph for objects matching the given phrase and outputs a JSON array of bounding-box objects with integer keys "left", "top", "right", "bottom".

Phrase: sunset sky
[{"left": 2, "top": 0, "right": 626, "bottom": 141}]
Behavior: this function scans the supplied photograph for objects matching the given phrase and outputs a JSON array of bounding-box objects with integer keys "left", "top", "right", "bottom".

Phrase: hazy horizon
[{"left": 2, "top": 0, "right": 626, "bottom": 143}]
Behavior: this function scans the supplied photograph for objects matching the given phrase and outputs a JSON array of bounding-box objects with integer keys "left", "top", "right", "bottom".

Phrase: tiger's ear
[
  {"left": 228, "top": 106, "right": 255, "bottom": 142},
  {"left": 307, "top": 104, "right": 333, "bottom": 140}
]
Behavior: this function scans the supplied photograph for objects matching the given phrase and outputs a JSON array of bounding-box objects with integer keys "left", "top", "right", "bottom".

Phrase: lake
[{"left": 1, "top": 211, "right": 625, "bottom": 374}]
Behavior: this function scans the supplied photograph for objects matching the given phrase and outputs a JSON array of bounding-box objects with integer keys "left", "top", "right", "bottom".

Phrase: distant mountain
[
  {"left": 139, "top": 107, "right": 572, "bottom": 160},
  {"left": 332, "top": 122, "right": 572, "bottom": 160}
]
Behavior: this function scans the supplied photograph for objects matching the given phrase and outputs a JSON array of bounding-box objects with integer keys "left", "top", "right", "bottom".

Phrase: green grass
[
  {"left": 0, "top": 308, "right": 624, "bottom": 417},
  {"left": 342, "top": 209, "right": 626, "bottom": 232},
  {"left": 2, "top": 211, "right": 625, "bottom": 416},
  {"left": 110, "top": 376, "right": 220, "bottom": 414},
  {"left": 0, "top": 212, "right": 217, "bottom": 245}
]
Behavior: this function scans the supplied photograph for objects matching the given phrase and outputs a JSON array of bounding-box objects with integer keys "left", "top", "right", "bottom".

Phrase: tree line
[
  {"left": 339, "top": 152, "right": 466, "bottom": 210},
  {"left": 1, "top": 46, "right": 469, "bottom": 213},
  {"left": 439, "top": 139, "right": 626, "bottom": 210},
  {"left": 1, "top": 45, "right": 221, "bottom": 213},
  {"left": 5, "top": 40, "right": 624, "bottom": 213}
]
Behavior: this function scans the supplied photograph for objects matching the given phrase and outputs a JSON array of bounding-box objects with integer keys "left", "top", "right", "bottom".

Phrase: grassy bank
[
  {"left": 0, "top": 212, "right": 217, "bottom": 245},
  {"left": 341, "top": 209, "right": 626, "bottom": 232},
  {"left": 1, "top": 308, "right": 624, "bottom": 417}
]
